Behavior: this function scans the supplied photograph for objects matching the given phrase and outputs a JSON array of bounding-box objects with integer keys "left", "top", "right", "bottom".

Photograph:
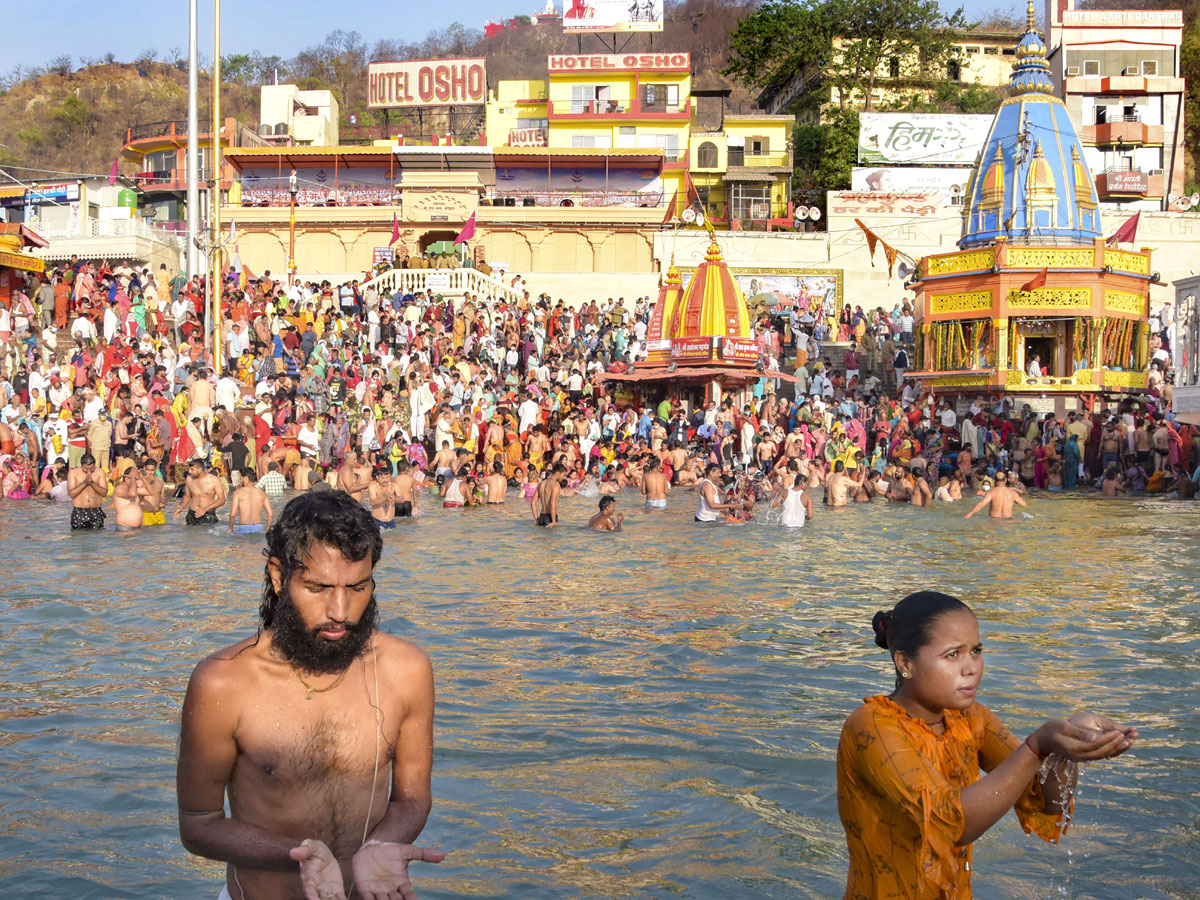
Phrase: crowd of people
[{"left": 0, "top": 254, "right": 1195, "bottom": 532}]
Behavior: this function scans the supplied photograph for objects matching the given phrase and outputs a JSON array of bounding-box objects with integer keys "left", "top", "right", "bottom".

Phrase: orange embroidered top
[{"left": 837, "top": 696, "right": 1068, "bottom": 900}]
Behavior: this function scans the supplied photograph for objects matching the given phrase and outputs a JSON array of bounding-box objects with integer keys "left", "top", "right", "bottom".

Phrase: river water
[{"left": 1, "top": 492, "right": 1198, "bottom": 899}]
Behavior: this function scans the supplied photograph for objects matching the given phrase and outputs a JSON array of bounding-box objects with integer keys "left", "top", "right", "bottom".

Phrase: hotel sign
[
  {"left": 548, "top": 53, "right": 689, "bottom": 72},
  {"left": 1103, "top": 170, "right": 1150, "bottom": 194},
  {"left": 509, "top": 127, "right": 548, "bottom": 147},
  {"left": 1064, "top": 9, "right": 1181, "bottom": 25},
  {"left": 367, "top": 58, "right": 486, "bottom": 108}
]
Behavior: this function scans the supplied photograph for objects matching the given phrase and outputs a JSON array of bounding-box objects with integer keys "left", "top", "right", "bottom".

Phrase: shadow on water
[{"left": 0, "top": 492, "right": 1198, "bottom": 898}]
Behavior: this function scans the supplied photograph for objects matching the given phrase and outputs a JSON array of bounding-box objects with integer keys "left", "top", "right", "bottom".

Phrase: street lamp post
[{"left": 288, "top": 170, "right": 298, "bottom": 286}]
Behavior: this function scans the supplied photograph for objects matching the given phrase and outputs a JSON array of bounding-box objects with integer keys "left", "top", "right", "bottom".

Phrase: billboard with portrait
[
  {"left": 858, "top": 113, "right": 991, "bottom": 166},
  {"left": 852, "top": 167, "right": 971, "bottom": 197},
  {"left": 679, "top": 269, "right": 843, "bottom": 318},
  {"left": 563, "top": 0, "right": 664, "bottom": 33}
]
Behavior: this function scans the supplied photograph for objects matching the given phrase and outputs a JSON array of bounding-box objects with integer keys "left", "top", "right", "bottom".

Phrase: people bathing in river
[{"left": 838, "top": 591, "right": 1136, "bottom": 900}]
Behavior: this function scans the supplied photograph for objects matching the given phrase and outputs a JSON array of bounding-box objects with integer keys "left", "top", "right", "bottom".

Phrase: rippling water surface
[{"left": 1, "top": 492, "right": 1198, "bottom": 899}]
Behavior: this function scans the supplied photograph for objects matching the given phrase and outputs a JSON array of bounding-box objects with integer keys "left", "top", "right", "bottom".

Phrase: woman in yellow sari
[{"left": 838, "top": 591, "right": 1136, "bottom": 900}]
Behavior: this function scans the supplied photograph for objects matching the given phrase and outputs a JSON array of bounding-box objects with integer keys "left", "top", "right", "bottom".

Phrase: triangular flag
[
  {"left": 454, "top": 211, "right": 476, "bottom": 245},
  {"left": 883, "top": 243, "right": 899, "bottom": 277},
  {"left": 389, "top": 212, "right": 400, "bottom": 247},
  {"left": 1020, "top": 267, "right": 1048, "bottom": 293},
  {"left": 242, "top": 264, "right": 256, "bottom": 289},
  {"left": 1106, "top": 212, "right": 1139, "bottom": 246},
  {"left": 855, "top": 219, "right": 880, "bottom": 265},
  {"left": 661, "top": 190, "right": 679, "bottom": 226},
  {"left": 228, "top": 220, "right": 237, "bottom": 245},
  {"left": 108, "top": 158, "right": 119, "bottom": 186},
  {"left": 684, "top": 171, "right": 700, "bottom": 208}
]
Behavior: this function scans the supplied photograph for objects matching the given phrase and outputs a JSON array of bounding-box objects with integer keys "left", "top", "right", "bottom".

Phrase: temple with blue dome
[{"left": 908, "top": 0, "right": 1154, "bottom": 415}]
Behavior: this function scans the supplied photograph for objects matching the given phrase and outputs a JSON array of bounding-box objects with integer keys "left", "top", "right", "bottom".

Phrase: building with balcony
[
  {"left": 258, "top": 83, "right": 339, "bottom": 146},
  {"left": 1046, "top": 0, "right": 1186, "bottom": 211},
  {"left": 756, "top": 30, "right": 1020, "bottom": 119},
  {"left": 0, "top": 177, "right": 182, "bottom": 271},
  {"left": 120, "top": 116, "right": 268, "bottom": 226},
  {"left": 486, "top": 53, "right": 794, "bottom": 229}
]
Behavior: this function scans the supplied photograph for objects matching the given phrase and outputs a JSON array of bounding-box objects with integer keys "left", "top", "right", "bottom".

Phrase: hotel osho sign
[{"left": 368, "top": 58, "right": 486, "bottom": 108}]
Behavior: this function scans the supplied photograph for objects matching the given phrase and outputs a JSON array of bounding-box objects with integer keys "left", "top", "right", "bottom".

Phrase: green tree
[
  {"left": 793, "top": 107, "right": 860, "bottom": 194},
  {"left": 725, "top": 0, "right": 968, "bottom": 115}
]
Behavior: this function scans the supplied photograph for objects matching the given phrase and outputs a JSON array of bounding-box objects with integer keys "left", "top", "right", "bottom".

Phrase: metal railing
[
  {"left": 361, "top": 267, "right": 524, "bottom": 305},
  {"left": 239, "top": 187, "right": 398, "bottom": 207},
  {"left": 33, "top": 216, "right": 182, "bottom": 243}
]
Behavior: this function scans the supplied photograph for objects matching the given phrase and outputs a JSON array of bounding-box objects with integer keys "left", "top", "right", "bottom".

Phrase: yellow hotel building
[{"left": 218, "top": 54, "right": 794, "bottom": 292}]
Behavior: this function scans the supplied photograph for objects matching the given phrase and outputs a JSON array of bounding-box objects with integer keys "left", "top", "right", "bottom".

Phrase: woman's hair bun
[{"left": 871, "top": 610, "right": 892, "bottom": 649}]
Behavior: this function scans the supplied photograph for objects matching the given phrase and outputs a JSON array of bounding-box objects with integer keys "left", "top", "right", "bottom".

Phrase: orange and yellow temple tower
[{"left": 909, "top": 2, "right": 1153, "bottom": 416}]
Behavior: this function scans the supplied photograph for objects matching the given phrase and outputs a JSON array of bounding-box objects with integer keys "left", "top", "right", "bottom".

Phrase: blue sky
[{"left": 9, "top": 0, "right": 1020, "bottom": 72}]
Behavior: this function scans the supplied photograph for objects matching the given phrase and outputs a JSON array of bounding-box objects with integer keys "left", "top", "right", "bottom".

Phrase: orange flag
[
  {"left": 662, "top": 189, "right": 679, "bottom": 225},
  {"left": 1020, "top": 267, "right": 1048, "bottom": 293}
]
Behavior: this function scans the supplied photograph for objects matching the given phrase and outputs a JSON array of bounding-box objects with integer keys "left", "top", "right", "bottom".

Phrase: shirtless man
[
  {"left": 391, "top": 461, "right": 418, "bottom": 518},
  {"left": 1099, "top": 466, "right": 1126, "bottom": 497},
  {"left": 368, "top": 468, "right": 396, "bottom": 530},
  {"left": 67, "top": 453, "right": 108, "bottom": 530},
  {"left": 188, "top": 368, "right": 216, "bottom": 423},
  {"left": 112, "top": 468, "right": 149, "bottom": 532},
  {"left": 533, "top": 463, "right": 567, "bottom": 527},
  {"left": 587, "top": 495, "right": 624, "bottom": 531},
  {"left": 338, "top": 451, "right": 372, "bottom": 504},
  {"left": 910, "top": 467, "right": 933, "bottom": 507},
  {"left": 483, "top": 461, "right": 507, "bottom": 504},
  {"left": 177, "top": 492, "right": 443, "bottom": 900},
  {"left": 139, "top": 458, "right": 168, "bottom": 526},
  {"left": 823, "top": 460, "right": 853, "bottom": 507},
  {"left": 294, "top": 457, "right": 322, "bottom": 492},
  {"left": 964, "top": 470, "right": 1027, "bottom": 519},
  {"left": 640, "top": 456, "right": 671, "bottom": 510},
  {"left": 429, "top": 442, "right": 456, "bottom": 485},
  {"left": 228, "top": 470, "right": 274, "bottom": 534},
  {"left": 175, "top": 458, "right": 227, "bottom": 525}
]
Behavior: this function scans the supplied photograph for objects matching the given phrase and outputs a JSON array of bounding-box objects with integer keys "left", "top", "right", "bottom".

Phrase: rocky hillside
[{"left": 0, "top": 0, "right": 756, "bottom": 182}]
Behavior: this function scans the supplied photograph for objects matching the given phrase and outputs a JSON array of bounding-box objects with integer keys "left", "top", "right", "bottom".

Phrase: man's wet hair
[{"left": 260, "top": 491, "right": 382, "bottom": 629}]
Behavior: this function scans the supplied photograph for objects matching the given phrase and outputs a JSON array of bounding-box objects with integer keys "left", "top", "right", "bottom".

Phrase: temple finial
[{"left": 1027, "top": 0, "right": 1036, "bottom": 32}]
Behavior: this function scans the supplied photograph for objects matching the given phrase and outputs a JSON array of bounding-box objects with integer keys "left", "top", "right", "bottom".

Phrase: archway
[{"left": 419, "top": 230, "right": 460, "bottom": 253}]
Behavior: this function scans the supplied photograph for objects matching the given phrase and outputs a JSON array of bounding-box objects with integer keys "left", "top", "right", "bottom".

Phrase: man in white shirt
[
  {"left": 71, "top": 313, "right": 97, "bottom": 342},
  {"left": 518, "top": 393, "right": 540, "bottom": 435},
  {"left": 937, "top": 401, "right": 957, "bottom": 430},
  {"left": 1027, "top": 354, "right": 1042, "bottom": 377},
  {"left": 171, "top": 296, "right": 192, "bottom": 344},
  {"left": 215, "top": 373, "right": 242, "bottom": 412}
]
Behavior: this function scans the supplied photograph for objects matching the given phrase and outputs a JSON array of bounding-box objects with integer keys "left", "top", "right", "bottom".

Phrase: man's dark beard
[{"left": 270, "top": 581, "right": 378, "bottom": 675}]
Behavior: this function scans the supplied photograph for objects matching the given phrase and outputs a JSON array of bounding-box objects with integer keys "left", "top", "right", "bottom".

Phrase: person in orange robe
[{"left": 837, "top": 591, "right": 1137, "bottom": 900}]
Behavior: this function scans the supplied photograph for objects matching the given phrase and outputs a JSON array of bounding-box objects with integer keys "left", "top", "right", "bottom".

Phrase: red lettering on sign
[
  {"left": 418, "top": 67, "right": 433, "bottom": 102},
  {"left": 434, "top": 65, "right": 450, "bottom": 101},
  {"left": 468, "top": 65, "right": 484, "bottom": 99}
]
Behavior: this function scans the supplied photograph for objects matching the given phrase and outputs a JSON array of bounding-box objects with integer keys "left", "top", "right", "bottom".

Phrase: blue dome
[{"left": 960, "top": 2, "right": 1103, "bottom": 249}]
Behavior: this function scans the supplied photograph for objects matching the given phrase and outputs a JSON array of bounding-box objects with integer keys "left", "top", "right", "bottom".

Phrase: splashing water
[{"left": 1037, "top": 755, "right": 1083, "bottom": 899}]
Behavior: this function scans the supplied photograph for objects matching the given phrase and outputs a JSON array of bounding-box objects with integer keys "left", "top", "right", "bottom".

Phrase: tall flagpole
[
  {"left": 186, "top": 0, "right": 199, "bottom": 279},
  {"left": 211, "top": 0, "right": 223, "bottom": 375}
]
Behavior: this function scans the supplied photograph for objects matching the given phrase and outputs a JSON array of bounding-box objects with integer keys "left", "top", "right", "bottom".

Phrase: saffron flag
[
  {"left": 856, "top": 218, "right": 900, "bottom": 274},
  {"left": 389, "top": 212, "right": 400, "bottom": 247},
  {"left": 1020, "top": 267, "right": 1048, "bottom": 293},
  {"left": 241, "top": 264, "right": 256, "bottom": 289},
  {"left": 108, "top": 158, "right": 119, "bottom": 186},
  {"left": 661, "top": 190, "right": 679, "bottom": 225},
  {"left": 1106, "top": 212, "right": 1139, "bottom": 246},
  {"left": 454, "top": 211, "right": 476, "bottom": 245}
]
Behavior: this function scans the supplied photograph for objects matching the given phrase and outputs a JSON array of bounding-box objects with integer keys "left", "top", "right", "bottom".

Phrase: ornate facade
[{"left": 909, "top": 2, "right": 1153, "bottom": 415}]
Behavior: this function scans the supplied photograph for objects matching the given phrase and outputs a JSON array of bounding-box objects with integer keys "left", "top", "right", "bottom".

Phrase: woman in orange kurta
[{"left": 838, "top": 591, "right": 1137, "bottom": 900}]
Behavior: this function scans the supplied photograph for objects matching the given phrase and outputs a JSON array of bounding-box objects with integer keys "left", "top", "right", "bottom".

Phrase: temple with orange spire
[
  {"left": 605, "top": 233, "right": 789, "bottom": 405},
  {"left": 906, "top": 0, "right": 1154, "bottom": 415}
]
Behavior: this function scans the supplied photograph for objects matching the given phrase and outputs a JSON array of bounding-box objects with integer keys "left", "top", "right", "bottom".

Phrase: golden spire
[{"left": 1026, "top": 0, "right": 1036, "bottom": 32}]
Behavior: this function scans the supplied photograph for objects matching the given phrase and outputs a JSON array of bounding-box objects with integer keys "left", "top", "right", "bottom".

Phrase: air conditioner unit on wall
[
  {"left": 1150, "top": 168, "right": 1164, "bottom": 176},
  {"left": 1066, "top": 66, "right": 1080, "bottom": 76},
  {"left": 1123, "top": 65, "right": 1140, "bottom": 76}
]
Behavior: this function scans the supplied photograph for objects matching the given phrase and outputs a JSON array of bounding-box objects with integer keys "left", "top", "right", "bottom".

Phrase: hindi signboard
[
  {"left": 671, "top": 337, "right": 713, "bottom": 362},
  {"left": 563, "top": 0, "right": 663, "bottom": 33},
  {"left": 827, "top": 191, "right": 945, "bottom": 219},
  {"left": 373, "top": 247, "right": 395, "bottom": 267},
  {"left": 858, "top": 113, "right": 992, "bottom": 166},
  {"left": 722, "top": 337, "right": 760, "bottom": 363},
  {"left": 367, "top": 58, "right": 486, "bottom": 109}
]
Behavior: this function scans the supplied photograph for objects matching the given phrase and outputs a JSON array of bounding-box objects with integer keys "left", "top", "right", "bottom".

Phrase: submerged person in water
[
  {"left": 837, "top": 590, "right": 1136, "bottom": 900},
  {"left": 177, "top": 491, "right": 444, "bottom": 900}
]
